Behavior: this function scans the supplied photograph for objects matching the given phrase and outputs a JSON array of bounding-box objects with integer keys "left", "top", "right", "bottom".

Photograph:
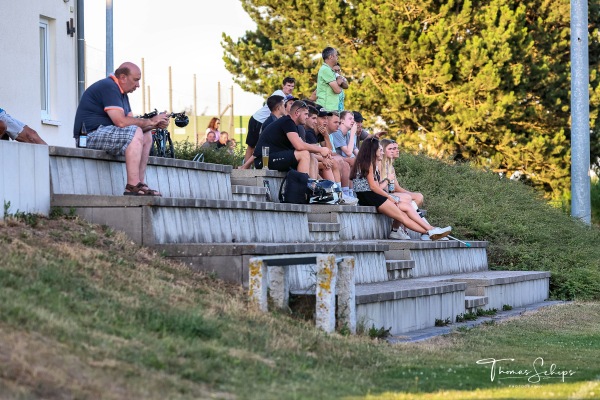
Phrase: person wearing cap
[
  {"left": 244, "top": 77, "right": 296, "bottom": 163},
  {"left": 353, "top": 111, "right": 387, "bottom": 149},
  {"left": 316, "top": 47, "right": 346, "bottom": 112}
]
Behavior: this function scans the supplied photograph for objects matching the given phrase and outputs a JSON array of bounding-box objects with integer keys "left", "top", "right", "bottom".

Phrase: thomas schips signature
[{"left": 476, "top": 357, "right": 576, "bottom": 383}]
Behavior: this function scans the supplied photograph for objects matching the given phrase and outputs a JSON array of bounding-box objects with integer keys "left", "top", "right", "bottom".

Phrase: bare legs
[{"left": 15, "top": 126, "right": 47, "bottom": 145}]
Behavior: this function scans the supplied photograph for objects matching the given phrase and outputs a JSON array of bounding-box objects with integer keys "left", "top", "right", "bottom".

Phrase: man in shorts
[
  {"left": 73, "top": 61, "right": 170, "bottom": 196},
  {"left": 0, "top": 108, "right": 46, "bottom": 144},
  {"left": 253, "top": 101, "right": 331, "bottom": 177}
]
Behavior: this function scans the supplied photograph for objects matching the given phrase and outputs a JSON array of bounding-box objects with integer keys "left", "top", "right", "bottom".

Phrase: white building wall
[{"left": 0, "top": 0, "right": 78, "bottom": 147}]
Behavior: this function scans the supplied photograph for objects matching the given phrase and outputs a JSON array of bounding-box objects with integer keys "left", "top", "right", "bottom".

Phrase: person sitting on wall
[
  {"left": 0, "top": 107, "right": 47, "bottom": 144},
  {"left": 73, "top": 61, "right": 170, "bottom": 196}
]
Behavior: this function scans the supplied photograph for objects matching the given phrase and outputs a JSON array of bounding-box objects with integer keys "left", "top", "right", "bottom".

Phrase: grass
[
  {"left": 393, "top": 152, "right": 600, "bottom": 300},
  {"left": 0, "top": 216, "right": 599, "bottom": 399}
]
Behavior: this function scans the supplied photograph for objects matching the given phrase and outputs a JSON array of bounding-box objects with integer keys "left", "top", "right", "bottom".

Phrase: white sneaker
[
  {"left": 341, "top": 194, "right": 358, "bottom": 206},
  {"left": 390, "top": 229, "right": 411, "bottom": 240},
  {"left": 427, "top": 226, "right": 452, "bottom": 240},
  {"left": 420, "top": 233, "right": 431, "bottom": 241}
]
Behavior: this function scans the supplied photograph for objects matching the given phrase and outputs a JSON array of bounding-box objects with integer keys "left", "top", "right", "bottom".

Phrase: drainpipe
[
  {"left": 77, "top": 0, "right": 85, "bottom": 99},
  {"left": 106, "top": 0, "right": 114, "bottom": 75}
]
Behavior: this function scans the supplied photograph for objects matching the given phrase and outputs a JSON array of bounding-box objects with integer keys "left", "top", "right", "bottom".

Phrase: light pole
[{"left": 570, "top": 0, "right": 591, "bottom": 224}]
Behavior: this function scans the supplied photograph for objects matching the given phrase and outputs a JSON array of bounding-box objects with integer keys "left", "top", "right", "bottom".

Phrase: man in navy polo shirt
[
  {"left": 73, "top": 62, "right": 169, "bottom": 196},
  {"left": 253, "top": 101, "right": 331, "bottom": 177}
]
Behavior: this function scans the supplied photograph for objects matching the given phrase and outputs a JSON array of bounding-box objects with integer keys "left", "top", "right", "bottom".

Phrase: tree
[{"left": 222, "top": 0, "right": 600, "bottom": 199}]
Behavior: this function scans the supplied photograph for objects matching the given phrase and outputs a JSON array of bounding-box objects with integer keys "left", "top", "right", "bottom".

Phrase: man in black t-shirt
[{"left": 253, "top": 101, "right": 331, "bottom": 177}]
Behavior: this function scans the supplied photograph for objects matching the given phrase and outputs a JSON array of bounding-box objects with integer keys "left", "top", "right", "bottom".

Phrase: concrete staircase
[{"left": 49, "top": 147, "right": 551, "bottom": 335}]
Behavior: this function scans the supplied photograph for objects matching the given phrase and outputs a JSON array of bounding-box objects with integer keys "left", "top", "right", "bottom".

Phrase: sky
[{"left": 84, "top": 0, "right": 265, "bottom": 116}]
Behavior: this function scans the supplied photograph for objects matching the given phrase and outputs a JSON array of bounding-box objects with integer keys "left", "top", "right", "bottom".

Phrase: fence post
[
  {"left": 336, "top": 256, "right": 356, "bottom": 334},
  {"left": 248, "top": 257, "right": 268, "bottom": 312},
  {"left": 268, "top": 265, "right": 289, "bottom": 310},
  {"left": 315, "top": 254, "right": 337, "bottom": 333}
]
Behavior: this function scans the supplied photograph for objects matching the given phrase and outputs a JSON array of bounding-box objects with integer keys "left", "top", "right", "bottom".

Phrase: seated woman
[
  {"left": 350, "top": 137, "right": 451, "bottom": 241},
  {"left": 380, "top": 139, "right": 424, "bottom": 207}
]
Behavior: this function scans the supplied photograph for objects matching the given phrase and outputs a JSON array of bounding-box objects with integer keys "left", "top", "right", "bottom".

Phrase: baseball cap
[
  {"left": 353, "top": 111, "right": 364, "bottom": 122},
  {"left": 318, "top": 108, "right": 334, "bottom": 117}
]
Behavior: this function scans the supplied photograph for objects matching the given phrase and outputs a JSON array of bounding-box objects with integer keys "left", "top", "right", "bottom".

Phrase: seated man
[
  {"left": 253, "top": 101, "right": 331, "bottom": 178},
  {"left": 201, "top": 131, "right": 217, "bottom": 149},
  {"left": 73, "top": 61, "right": 170, "bottom": 196},
  {"left": 331, "top": 110, "right": 358, "bottom": 167},
  {"left": 0, "top": 107, "right": 47, "bottom": 144}
]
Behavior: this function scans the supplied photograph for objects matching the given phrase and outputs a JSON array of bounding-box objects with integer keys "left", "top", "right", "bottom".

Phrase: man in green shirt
[{"left": 316, "top": 47, "right": 347, "bottom": 111}]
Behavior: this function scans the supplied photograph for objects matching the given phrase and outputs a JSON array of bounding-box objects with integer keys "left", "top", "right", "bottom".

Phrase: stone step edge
[
  {"left": 465, "top": 296, "right": 488, "bottom": 308},
  {"left": 308, "top": 222, "right": 341, "bottom": 232},
  {"left": 385, "top": 260, "right": 415, "bottom": 271},
  {"left": 230, "top": 169, "right": 286, "bottom": 178},
  {"left": 153, "top": 241, "right": 389, "bottom": 257},
  {"left": 49, "top": 146, "right": 232, "bottom": 173},
  {"left": 51, "top": 194, "right": 309, "bottom": 212},
  {"left": 231, "top": 185, "right": 267, "bottom": 195},
  {"left": 355, "top": 280, "right": 467, "bottom": 305},
  {"left": 290, "top": 280, "right": 467, "bottom": 304},
  {"left": 416, "top": 271, "right": 551, "bottom": 287}
]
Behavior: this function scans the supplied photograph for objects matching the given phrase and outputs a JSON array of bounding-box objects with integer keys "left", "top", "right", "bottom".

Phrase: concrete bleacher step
[
  {"left": 465, "top": 295, "right": 489, "bottom": 313},
  {"left": 416, "top": 270, "right": 551, "bottom": 310},
  {"left": 231, "top": 185, "right": 268, "bottom": 202},
  {"left": 308, "top": 222, "right": 341, "bottom": 241},
  {"left": 386, "top": 260, "right": 415, "bottom": 280},
  {"left": 308, "top": 204, "right": 390, "bottom": 240},
  {"left": 49, "top": 146, "right": 233, "bottom": 200},
  {"left": 230, "top": 169, "right": 286, "bottom": 202},
  {"left": 355, "top": 279, "right": 467, "bottom": 334},
  {"left": 382, "top": 240, "right": 489, "bottom": 277},
  {"left": 152, "top": 241, "right": 388, "bottom": 287},
  {"left": 51, "top": 194, "right": 311, "bottom": 246}
]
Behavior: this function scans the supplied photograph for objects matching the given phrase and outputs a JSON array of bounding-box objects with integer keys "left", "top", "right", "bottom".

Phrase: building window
[{"left": 39, "top": 19, "right": 50, "bottom": 117}]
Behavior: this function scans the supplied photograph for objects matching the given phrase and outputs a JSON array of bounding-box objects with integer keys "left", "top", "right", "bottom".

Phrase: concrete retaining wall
[{"left": 0, "top": 141, "right": 50, "bottom": 218}]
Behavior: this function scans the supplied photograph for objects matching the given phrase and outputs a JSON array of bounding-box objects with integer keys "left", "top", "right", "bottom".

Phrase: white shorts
[{"left": 0, "top": 110, "right": 26, "bottom": 140}]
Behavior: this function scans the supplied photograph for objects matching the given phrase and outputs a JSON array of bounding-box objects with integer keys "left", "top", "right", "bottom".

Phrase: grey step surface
[
  {"left": 416, "top": 270, "right": 551, "bottom": 310},
  {"left": 380, "top": 240, "right": 489, "bottom": 277},
  {"left": 231, "top": 185, "right": 268, "bottom": 202},
  {"left": 308, "top": 222, "right": 341, "bottom": 242},
  {"left": 49, "top": 146, "right": 233, "bottom": 200},
  {"left": 308, "top": 204, "right": 390, "bottom": 240},
  {"left": 355, "top": 279, "right": 467, "bottom": 334},
  {"left": 386, "top": 260, "right": 415, "bottom": 280},
  {"left": 152, "top": 241, "right": 389, "bottom": 287},
  {"left": 230, "top": 169, "right": 285, "bottom": 202},
  {"left": 465, "top": 295, "right": 488, "bottom": 310},
  {"left": 52, "top": 194, "right": 311, "bottom": 246}
]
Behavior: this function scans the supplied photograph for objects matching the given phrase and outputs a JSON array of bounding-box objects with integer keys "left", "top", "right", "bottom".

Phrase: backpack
[{"left": 279, "top": 169, "right": 311, "bottom": 204}]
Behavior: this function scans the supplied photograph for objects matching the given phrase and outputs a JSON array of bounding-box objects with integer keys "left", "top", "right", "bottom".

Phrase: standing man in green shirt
[{"left": 316, "top": 47, "right": 348, "bottom": 111}]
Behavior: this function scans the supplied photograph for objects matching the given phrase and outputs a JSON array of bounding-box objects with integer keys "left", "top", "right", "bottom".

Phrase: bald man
[{"left": 73, "top": 62, "right": 169, "bottom": 196}]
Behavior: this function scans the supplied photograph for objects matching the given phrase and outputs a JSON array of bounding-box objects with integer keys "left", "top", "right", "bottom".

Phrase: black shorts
[
  {"left": 356, "top": 191, "right": 388, "bottom": 208},
  {"left": 254, "top": 149, "right": 298, "bottom": 171},
  {"left": 245, "top": 116, "right": 263, "bottom": 147}
]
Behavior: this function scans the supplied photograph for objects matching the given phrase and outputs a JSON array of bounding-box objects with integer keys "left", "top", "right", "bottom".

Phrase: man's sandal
[{"left": 123, "top": 182, "right": 162, "bottom": 197}]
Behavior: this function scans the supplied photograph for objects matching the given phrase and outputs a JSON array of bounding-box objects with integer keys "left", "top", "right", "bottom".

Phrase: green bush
[
  {"left": 173, "top": 140, "right": 244, "bottom": 168},
  {"left": 592, "top": 177, "right": 600, "bottom": 225},
  {"left": 394, "top": 152, "right": 600, "bottom": 300}
]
